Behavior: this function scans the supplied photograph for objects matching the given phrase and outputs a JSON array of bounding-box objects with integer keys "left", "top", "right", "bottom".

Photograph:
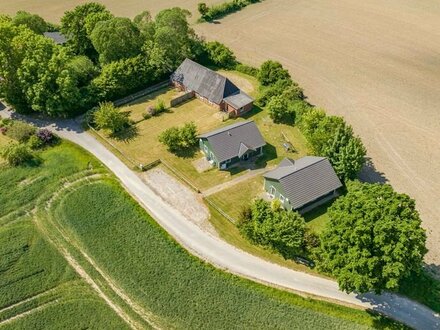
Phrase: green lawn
[{"left": 92, "top": 70, "right": 309, "bottom": 191}]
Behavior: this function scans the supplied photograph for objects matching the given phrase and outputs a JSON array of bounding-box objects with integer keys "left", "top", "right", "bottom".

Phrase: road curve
[{"left": 1, "top": 108, "right": 438, "bottom": 330}]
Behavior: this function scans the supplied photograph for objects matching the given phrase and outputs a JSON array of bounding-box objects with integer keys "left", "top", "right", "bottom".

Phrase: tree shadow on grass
[
  {"left": 242, "top": 105, "right": 264, "bottom": 120},
  {"left": 110, "top": 125, "right": 139, "bottom": 142},
  {"left": 172, "top": 145, "right": 198, "bottom": 159}
]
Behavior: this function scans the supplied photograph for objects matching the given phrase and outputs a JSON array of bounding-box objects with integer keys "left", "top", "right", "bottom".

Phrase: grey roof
[
  {"left": 44, "top": 32, "right": 67, "bottom": 45},
  {"left": 264, "top": 156, "right": 342, "bottom": 209},
  {"left": 171, "top": 59, "right": 241, "bottom": 105},
  {"left": 199, "top": 121, "right": 266, "bottom": 162},
  {"left": 223, "top": 91, "right": 253, "bottom": 109}
]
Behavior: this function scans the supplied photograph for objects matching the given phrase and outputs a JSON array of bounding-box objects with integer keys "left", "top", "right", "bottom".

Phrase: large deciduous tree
[
  {"left": 61, "top": 2, "right": 111, "bottom": 58},
  {"left": 258, "top": 60, "right": 291, "bottom": 86},
  {"left": 12, "top": 11, "right": 47, "bottom": 34},
  {"left": 318, "top": 181, "right": 427, "bottom": 294},
  {"left": 148, "top": 8, "right": 197, "bottom": 77},
  {"left": 90, "top": 17, "right": 144, "bottom": 64}
]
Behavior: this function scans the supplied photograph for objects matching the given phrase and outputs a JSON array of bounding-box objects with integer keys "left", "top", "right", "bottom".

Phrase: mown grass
[{"left": 51, "top": 178, "right": 405, "bottom": 329}]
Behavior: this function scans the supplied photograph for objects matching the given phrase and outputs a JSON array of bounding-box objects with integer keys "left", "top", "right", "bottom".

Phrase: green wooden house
[
  {"left": 199, "top": 121, "right": 266, "bottom": 169},
  {"left": 263, "top": 157, "right": 342, "bottom": 213}
]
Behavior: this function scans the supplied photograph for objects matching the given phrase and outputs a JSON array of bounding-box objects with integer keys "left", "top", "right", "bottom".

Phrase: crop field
[
  {"left": 0, "top": 0, "right": 223, "bottom": 23},
  {"left": 0, "top": 138, "right": 405, "bottom": 328},
  {"left": 0, "top": 143, "right": 130, "bottom": 329},
  {"left": 48, "top": 178, "right": 400, "bottom": 329},
  {"left": 195, "top": 0, "right": 440, "bottom": 269}
]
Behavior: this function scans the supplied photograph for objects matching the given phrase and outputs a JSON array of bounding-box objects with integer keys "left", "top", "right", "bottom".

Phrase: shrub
[
  {"left": 155, "top": 99, "right": 167, "bottom": 114},
  {"left": 267, "top": 95, "right": 295, "bottom": 124},
  {"left": 235, "top": 63, "right": 259, "bottom": 77},
  {"left": 0, "top": 142, "right": 33, "bottom": 166},
  {"left": 257, "top": 79, "right": 292, "bottom": 107},
  {"left": 199, "top": 0, "right": 260, "bottom": 21},
  {"left": 36, "top": 128, "right": 55, "bottom": 144},
  {"left": 142, "top": 112, "right": 152, "bottom": 120},
  {"left": 0, "top": 127, "right": 7, "bottom": 135},
  {"left": 5, "top": 121, "right": 36, "bottom": 143},
  {"left": 204, "top": 41, "right": 236, "bottom": 68},
  {"left": 93, "top": 102, "right": 130, "bottom": 134},
  {"left": 27, "top": 135, "right": 44, "bottom": 150},
  {"left": 238, "top": 199, "right": 306, "bottom": 258},
  {"left": 258, "top": 60, "right": 291, "bottom": 86}
]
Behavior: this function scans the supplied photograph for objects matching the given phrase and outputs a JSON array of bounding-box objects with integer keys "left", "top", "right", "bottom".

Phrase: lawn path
[
  {"left": 202, "top": 166, "right": 272, "bottom": 197},
  {"left": 1, "top": 108, "right": 439, "bottom": 330}
]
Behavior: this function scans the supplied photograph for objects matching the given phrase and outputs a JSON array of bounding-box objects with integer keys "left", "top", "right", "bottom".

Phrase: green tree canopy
[
  {"left": 238, "top": 199, "right": 305, "bottom": 257},
  {"left": 148, "top": 8, "right": 197, "bottom": 76},
  {"left": 204, "top": 41, "right": 236, "bottom": 68},
  {"left": 133, "top": 11, "right": 155, "bottom": 40},
  {"left": 90, "top": 17, "right": 144, "bottom": 64},
  {"left": 0, "top": 142, "right": 33, "bottom": 166},
  {"left": 258, "top": 60, "right": 291, "bottom": 86},
  {"left": 93, "top": 102, "right": 130, "bottom": 133},
  {"left": 61, "top": 2, "right": 111, "bottom": 58},
  {"left": 158, "top": 122, "right": 198, "bottom": 153},
  {"left": 12, "top": 11, "right": 47, "bottom": 34},
  {"left": 319, "top": 181, "right": 427, "bottom": 294},
  {"left": 322, "top": 125, "right": 366, "bottom": 182},
  {"left": 266, "top": 95, "right": 294, "bottom": 124}
]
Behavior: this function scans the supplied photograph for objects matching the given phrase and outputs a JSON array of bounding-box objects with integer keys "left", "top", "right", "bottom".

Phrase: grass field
[
  {"left": 0, "top": 143, "right": 131, "bottom": 329},
  {"left": 0, "top": 137, "right": 407, "bottom": 328},
  {"left": 49, "top": 178, "right": 402, "bottom": 329}
]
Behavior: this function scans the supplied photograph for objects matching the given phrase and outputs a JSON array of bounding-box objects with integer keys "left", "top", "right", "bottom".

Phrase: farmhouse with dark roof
[
  {"left": 263, "top": 157, "right": 342, "bottom": 213},
  {"left": 43, "top": 32, "right": 67, "bottom": 45},
  {"left": 171, "top": 58, "right": 254, "bottom": 117},
  {"left": 199, "top": 121, "right": 266, "bottom": 169}
]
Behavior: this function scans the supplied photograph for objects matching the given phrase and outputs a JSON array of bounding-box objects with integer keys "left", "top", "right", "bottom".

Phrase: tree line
[
  {"left": 0, "top": 4, "right": 218, "bottom": 117},
  {"left": 198, "top": 0, "right": 261, "bottom": 22}
]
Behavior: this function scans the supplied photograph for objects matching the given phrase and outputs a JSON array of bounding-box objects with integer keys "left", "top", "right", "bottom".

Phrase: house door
[{"left": 243, "top": 153, "right": 249, "bottom": 161}]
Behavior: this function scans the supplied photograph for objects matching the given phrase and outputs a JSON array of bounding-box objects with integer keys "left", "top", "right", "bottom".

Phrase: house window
[
  {"left": 269, "top": 186, "right": 276, "bottom": 198},
  {"left": 279, "top": 194, "right": 285, "bottom": 203},
  {"left": 226, "top": 159, "right": 232, "bottom": 164},
  {"left": 204, "top": 145, "right": 208, "bottom": 154}
]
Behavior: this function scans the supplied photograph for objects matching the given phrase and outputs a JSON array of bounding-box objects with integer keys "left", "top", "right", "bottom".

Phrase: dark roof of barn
[
  {"left": 199, "top": 121, "right": 266, "bottom": 162},
  {"left": 223, "top": 91, "right": 253, "bottom": 109},
  {"left": 44, "top": 32, "right": 67, "bottom": 45},
  {"left": 264, "top": 157, "right": 342, "bottom": 209},
  {"left": 171, "top": 58, "right": 241, "bottom": 105}
]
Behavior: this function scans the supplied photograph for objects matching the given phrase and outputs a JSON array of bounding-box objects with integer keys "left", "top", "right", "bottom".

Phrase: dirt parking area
[
  {"left": 140, "top": 166, "right": 217, "bottom": 236},
  {"left": 196, "top": 0, "right": 440, "bottom": 271}
]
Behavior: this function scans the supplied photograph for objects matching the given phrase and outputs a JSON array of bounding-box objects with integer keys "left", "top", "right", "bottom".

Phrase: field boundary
[{"left": 204, "top": 197, "right": 237, "bottom": 223}]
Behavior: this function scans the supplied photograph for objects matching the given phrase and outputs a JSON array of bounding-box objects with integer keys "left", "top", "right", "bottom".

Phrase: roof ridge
[
  {"left": 200, "top": 120, "right": 255, "bottom": 138},
  {"left": 275, "top": 157, "right": 327, "bottom": 180}
]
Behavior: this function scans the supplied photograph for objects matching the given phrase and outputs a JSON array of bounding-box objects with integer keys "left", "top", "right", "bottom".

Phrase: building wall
[
  {"left": 263, "top": 178, "right": 292, "bottom": 210},
  {"left": 226, "top": 102, "right": 254, "bottom": 118},
  {"left": 199, "top": 139, "right": 219, "bottom": 166}
]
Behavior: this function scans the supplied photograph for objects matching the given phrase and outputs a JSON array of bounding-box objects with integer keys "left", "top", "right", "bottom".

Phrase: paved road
[{"left": 1, "top": 108, "right": 438, "bottom": 330}]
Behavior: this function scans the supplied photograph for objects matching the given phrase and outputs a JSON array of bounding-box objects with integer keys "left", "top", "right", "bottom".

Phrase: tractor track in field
[{"left": 34, "top": 177, "right": 162, "bottom": 330}]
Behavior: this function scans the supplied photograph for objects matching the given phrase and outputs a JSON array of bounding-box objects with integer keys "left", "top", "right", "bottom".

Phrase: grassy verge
[{"left": 48, "top": 175, "right": 405, "bottom": 329}]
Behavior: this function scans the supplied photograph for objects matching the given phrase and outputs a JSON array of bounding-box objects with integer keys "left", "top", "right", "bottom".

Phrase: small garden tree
[
  {"left": 318, "top": 181, "right": 427, "bottom": 294},
  {"left": 238, "top": 199, "right": 305, "bottom": 258},
  {"left": 93, "top": 102, "right": 130, "bottom": 134},
  {"left": 158, "top": 122, "right": 198, "bottom": 153},
  {"left": 0, "top": 142, "right": 33, "bottom": 166}
]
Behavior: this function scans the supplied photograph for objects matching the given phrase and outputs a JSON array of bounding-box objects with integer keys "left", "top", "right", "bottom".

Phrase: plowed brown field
[{"left": 196, "top": 0, "right": 440, "bottom": 272}]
